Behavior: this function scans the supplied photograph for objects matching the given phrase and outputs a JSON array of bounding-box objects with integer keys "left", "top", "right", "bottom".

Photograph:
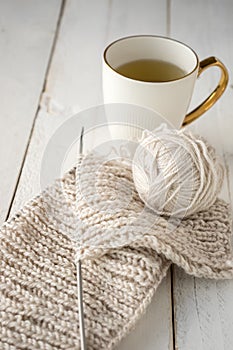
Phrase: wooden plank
[
  {"left": 106, "top": 0, "right": 167, "bottom": 42},
  {"left": 10, "top": 1, "right": 173, "bottom": 349},
  {"left": 43, "top": 0, "right": 112, "bottom": 111},
  {"left": 0, "top": 0, "right": 62, "bottom": 224},
  {"left": 170, "top": 1, "right": 233, "bottom": 349},
  {"left": 107, "top": 3, "right": 173, "bottom": 348},
  {"left": 116, "top": 271, "right": 172, "bottom": 350},
  {"left": 10, "top": 0, "right": 111, "bottom": 208},
  {"left": 43, "top": 0, "right": 169, "bottom": 111}
]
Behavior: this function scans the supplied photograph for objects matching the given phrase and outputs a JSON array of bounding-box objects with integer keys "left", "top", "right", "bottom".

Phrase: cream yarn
[
  {"left": 132, "top": 126, "right": 224, "bottom": 218},
  {"left": 0, "top": 154, "right": 232, "bottom": 349}
]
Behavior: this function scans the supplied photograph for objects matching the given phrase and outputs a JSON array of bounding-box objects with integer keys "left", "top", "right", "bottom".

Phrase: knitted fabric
[{"left": 1, "top": 154, "right": 232, "bottom": 349}]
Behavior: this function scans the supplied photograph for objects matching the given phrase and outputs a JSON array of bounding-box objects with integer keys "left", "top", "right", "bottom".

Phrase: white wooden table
[{"left": 1, "top": 1, "right": 233, "bottom": 349}]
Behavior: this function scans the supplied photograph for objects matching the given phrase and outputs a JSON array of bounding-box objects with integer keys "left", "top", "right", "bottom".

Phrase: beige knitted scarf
[{"left": 1, "top": 154, "right": 233, "bottom": 349}]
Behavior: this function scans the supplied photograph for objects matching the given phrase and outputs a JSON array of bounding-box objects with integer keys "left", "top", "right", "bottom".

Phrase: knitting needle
[
  {"left": 77, "top": 260, "right": 86, "bottom": 350},
  {"left": 77, "top": 126, "right": 87, "bottom": 350}
]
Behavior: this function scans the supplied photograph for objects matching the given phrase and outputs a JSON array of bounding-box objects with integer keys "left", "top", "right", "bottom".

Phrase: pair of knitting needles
[{"left": 76, "top": 127, "right": 87, "bottom": 350}]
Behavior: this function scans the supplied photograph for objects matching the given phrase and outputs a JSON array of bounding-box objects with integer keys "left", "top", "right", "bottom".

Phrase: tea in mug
[{"left": 115, "top": 59, "right": 186, "bottom": 82}]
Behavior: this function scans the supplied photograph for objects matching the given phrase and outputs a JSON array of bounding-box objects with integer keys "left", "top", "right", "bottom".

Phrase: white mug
[{"left": 102, "top": 35, "right": 228, "bottom": 131}]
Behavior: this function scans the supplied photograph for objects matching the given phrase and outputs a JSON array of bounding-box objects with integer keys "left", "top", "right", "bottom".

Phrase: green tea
[{"left": 116, "top": 59, "right": 186, "bottom": 82}]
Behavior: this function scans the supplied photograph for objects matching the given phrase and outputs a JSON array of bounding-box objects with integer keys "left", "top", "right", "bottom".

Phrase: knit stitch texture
[{"left": 0, "top": 154, "right": 232, "bottom": 349}]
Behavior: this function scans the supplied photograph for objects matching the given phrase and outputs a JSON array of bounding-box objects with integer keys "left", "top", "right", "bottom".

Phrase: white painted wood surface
[
  {"left": 1, "top": 0, "right": 233, "bottom": 349},
  {"left": 9, "top": 2, "right": 172, "bottom": 349},
  {"left": 171, "top": 1, "right": 233, "bottom": 349},
  {"left": 0, "top": 0, "right": 62, "bottom": 224}
]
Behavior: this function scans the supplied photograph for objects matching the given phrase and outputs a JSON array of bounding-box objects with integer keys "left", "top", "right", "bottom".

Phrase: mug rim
[{"left": 103, "top": 35, "right": 199, "bottom": 84}]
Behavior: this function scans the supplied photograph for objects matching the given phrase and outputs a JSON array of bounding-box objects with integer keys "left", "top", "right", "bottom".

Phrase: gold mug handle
[{"left": 182, "top": 56, "right": 229, "bottom": 127}]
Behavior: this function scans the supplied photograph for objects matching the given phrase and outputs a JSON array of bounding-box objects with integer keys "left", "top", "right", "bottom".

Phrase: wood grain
[
  {"left": 0, "top": 0, "right": 62, "bottom": 224},
  {"left": 2, "top": 0, "right": 233, "bottom": 349},
  {"left": 170, "top": 1, "right": 233, "bottom": 349},
  {"left": 9, "top": 1, "right": 173, "bottom": 349}
]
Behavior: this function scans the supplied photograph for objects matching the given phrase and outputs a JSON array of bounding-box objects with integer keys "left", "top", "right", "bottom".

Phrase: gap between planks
[
  {"left": 166, "top": 1, "right": 176, "bottom": 349},
  {"left": 5, "top": 0, "right": 67, "bottom": 221},
  {"left": 171, "top": 265, "right": 177, "bottom": 350}
]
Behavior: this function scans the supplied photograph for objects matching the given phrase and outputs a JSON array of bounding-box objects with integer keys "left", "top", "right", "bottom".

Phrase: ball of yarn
[{"left": 132, "top": 125, "right": 224, "bottom": 218}]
